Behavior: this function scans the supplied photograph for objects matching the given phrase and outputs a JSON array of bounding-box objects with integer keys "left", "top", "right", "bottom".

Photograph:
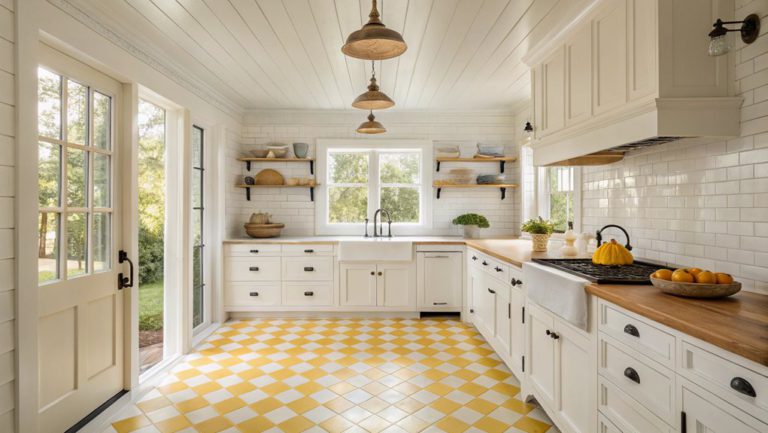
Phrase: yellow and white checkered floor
[{"left": 105, "top": 319, "right": 559, "bottom": 433}]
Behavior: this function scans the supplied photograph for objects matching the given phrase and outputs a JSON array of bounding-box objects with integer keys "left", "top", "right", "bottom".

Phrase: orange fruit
[
  {"left": 694, "top": 271, "right": 716, "bottom": 284},
  {"left": 654, "top": 269, "right": 673, "bottom": 281},
  {"left": 671, "top": 269, "right": 694, "bottom": 283},
  {"left": 687, "top": 268, "right": 703, "bottom": 277},
  {"left": 715, "top": 273, "right": 734, "bottom": 284}
]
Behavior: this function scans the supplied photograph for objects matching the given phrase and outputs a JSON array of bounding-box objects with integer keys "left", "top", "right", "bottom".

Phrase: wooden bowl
[
  {"left": 650, "top": 277, "right": 741, "bottom": 299},
  {"left": 255, "top": 169, "right": 284, "bottom": 185},
  {"left": 244, "top": 223, "right": 284, "bottom": 238}
]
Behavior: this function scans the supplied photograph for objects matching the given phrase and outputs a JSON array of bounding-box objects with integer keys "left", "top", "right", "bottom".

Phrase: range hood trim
[{"left": 532, "top": 97, "right": 742, "bottom": 166}]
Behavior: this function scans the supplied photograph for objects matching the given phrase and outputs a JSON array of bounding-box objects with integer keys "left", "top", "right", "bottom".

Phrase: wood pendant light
[
  {"left": 353, "top": 62, "right": 394, "bottom": 110},
  {"left": 342, "top": 0, "right": 407, "bottom": 60},
  {"left": 357, "top": 111, "right": 386, "bottom": 134}
]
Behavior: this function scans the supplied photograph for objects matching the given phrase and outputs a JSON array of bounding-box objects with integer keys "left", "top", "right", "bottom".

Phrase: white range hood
[{"left": 523, "top": 0, "right": 742, "bottom": 166}]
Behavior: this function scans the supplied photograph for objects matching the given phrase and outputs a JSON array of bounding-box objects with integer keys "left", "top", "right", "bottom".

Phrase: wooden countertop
[
  {"left": 587, "top": 283, "right": 768, "bottom": 367},
  {"left": 464, "top": 239, "right": 591, "bottom": 267}
]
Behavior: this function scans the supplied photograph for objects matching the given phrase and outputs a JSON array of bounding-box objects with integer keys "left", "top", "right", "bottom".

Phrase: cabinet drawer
[
  {"left": 226, "top": 244, "right": 281, "bottom": 257},
  {"left": 599, "top": 335, "right": 675, "bottom": 424},
  {"left": 283, "top": 283, "right": 333, "bottom": 306},
  {"left": 598, "top": 414, "right": 623, "bottom": 433},
  {"left": 679, "top": 339, "right": 768, "bottom": 421},
  {"left": 598, "top": 300, "right": 675, "bottom": 368},
  {"left": 226, "top": 257, "right": 281, "bottom": 281},
  {"left": 283, "top": 257, "right": 334, "bottom": 281},
  {"left": 598, "top": 376, "right": 674, "bottom": 433},
  {"left": 483, "top": 256, "right": 510, "bottom": 281},
  {"left": 282, "top": 244, "right": 334, "bottom": 256},
  {"left": 225, "top": 282, "right": 281, "bottom": 307}
]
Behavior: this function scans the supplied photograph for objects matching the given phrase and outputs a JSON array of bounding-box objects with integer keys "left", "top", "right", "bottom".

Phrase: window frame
[
  {"left": 534, "top": 165, "right": 582, "bottom": 234},
  {"left": 191, "top": 125, "right": 205, "bottom": 331},
  {"left": 316, "top": 139, "right": 433, "bottom": 236}
]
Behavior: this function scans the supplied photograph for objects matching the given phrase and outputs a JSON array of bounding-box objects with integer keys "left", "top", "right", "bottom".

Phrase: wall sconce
[
  {"left": 523, "top": 121, "right": 534, "bottom": 144},
  {"left": 708, "top": 14, "right": 760, "bottom": 56}
]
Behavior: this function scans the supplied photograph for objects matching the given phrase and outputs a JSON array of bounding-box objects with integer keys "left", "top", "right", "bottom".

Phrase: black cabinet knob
[
  {"left": 730, "top": 377, "right": 757, "bottom": 397},
  {"left": 370, "top": 271, "right": 375, "bottom": 275},
  {"left": 249, "top": 266, "right": 260, "bottom": 272},
  {"left": 249, "top": 292, "right": 259, "bottom": 297},
  {"left": 304, "top": 249, "right": 314, "bottom": 253},
  {"left": 472, "top": 256, "right": 478, "bottom": 261},
  {"left": 624, "top": 367, "right": 640, "bottom": 384},
  {"left": 487, "top": 288, "right": 496, "bottom": 294},
  {"left": 304, "top": 266, "right": 315, "bottom": 272},
  {"left": 250, "top": 249, "right": 259, "bottom": 254},
  {"left": 624, "top": 324, "right": 640, "bottom": 337},
  {"left": 304, "top": 291, "right": 314, "bottom": 297},
  {"left": 550, "top": 332, "right": 559, "bottom": 340},
  {"left": 482, "top": 261, "right": 488, "bottom": 266},
  {"left": 546, "top": 329, "right": 551, "bottom": 336},
  {"left": 494, "top": 266, "right": 503, "bottom": 272},
  {"left": 511, "top": 278, "right": 519, "bottom": 286},
  {"left": 378, "top": 271, "right": 383, "bottom": 276}
]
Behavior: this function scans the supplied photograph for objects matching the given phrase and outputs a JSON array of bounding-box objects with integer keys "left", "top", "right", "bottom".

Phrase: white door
[
  {"left": 340, "top": 263, "right": 377, "bottom": 306},
  {"left": 494, "top": 283, "right": 511, "bottom": 356},
  {"left": 37, "top": 44, "right": 125, "bottom": 432},
  {"left": 377, "top": 264, "right": 412, "bottom": 307},
  {"left": 420, "top": 252, "right": 462, "bottom": 308},
  {"left": 681, "top": 381, "right": 767, "bottom": 433},
  {"left": 527, "top": 303, "right": 555, "bottom": 406},
  {"left": 555, "top": 318, "right": 593, "bottom": 433},
  {"left": 509, "top": 286, "right": 525, "bottom": 374}
]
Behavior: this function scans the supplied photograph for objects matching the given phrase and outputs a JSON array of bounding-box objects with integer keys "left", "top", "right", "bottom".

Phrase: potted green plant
[
  {"left": 452, "top": 213, "right": 490, "bottom": 239},
  {"left": 521, "top": 217, "right": 555, "bottom": 252}
]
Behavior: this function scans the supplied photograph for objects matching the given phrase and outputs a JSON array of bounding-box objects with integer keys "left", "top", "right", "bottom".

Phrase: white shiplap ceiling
[{"left": 63, "top": 0, "right": 587, "bottom": 111}]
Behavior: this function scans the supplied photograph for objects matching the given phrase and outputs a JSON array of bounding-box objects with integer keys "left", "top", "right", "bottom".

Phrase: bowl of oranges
[{"left": 650, "top": 268, "right": 740, "bottom": 298}]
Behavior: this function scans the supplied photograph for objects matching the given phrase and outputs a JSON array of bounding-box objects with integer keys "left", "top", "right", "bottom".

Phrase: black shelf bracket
[
  {"left": 501, "top": 187, "right": 506, "bottom": 200},
  {"left": 436, "top": 187, "right": 442, "bottom": 199},
  {"left": 500, "top": 160, "right": 505, "bottom": 173},
  {"left": 246, "top": 161, "right": 251, "bottom": 171},
  {"left": 310, "top": 187, "right": 315, "bottom": 202},
  {"left": 309, "top": 160, "right": 314, "bottom": 175},
  {"left": 436, "top": 161, "right": 441, "bottom": 172},
  {"left": 245, "top": 187, "right": 251, "bottom": 201}
]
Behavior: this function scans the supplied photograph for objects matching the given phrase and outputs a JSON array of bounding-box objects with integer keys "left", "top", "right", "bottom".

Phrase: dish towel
[{"left": 523, "top": 262, "right": 589, "bottom": 330}]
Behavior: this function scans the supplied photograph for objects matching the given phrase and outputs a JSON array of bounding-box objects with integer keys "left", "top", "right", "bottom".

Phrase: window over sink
[{"left": 317, "top": 139, "right": 433, "bottom": 235}]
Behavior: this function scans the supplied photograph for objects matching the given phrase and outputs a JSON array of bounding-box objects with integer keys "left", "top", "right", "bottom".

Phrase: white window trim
[
  {"left": 522, "top": 164, "right": 582, "bottom": 238},
  {"left": 316, "top": 139, "right": 433, "bottom": 236}
]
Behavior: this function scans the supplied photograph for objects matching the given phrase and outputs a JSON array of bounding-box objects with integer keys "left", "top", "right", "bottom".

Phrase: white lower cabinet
[
  {"left": 494, "top": 281, "right": 511, "bottom": 357},
  {"left": 225, "top": 282, "right": 281, "bottom": 308},
  {"left": 283, "top": 282, "right": 333, "bottom": 306},
  {"left": 339, "top": 262, "right": 414, "bottom": 308},
  {"left": 680, "top": 379, "right": 768, "bottom": 433},
  {"left": 527, "top": 303, "right": 556, "bottom": 405}
]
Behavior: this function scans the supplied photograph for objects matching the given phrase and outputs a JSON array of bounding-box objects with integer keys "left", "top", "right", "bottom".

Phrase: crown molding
[{"left": 49, "top": 0, "right": 243, "bottom": 116}]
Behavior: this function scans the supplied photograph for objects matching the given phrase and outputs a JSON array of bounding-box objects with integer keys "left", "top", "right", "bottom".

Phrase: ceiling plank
[
  {"left": 375, "top": 0, "right": 408, "bottom": 99},
  {"left": 391, "top": 0, "right": 434, "bottom": 105},
  {"left": 307, "top": 0, "right": 357, "bottom": 108},
  {"left": 335, "top": 0, "right": 367, "bottom": 97}
]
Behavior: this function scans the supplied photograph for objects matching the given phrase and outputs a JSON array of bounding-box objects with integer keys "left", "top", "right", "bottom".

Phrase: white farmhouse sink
[{"left": 338, "top": 239, "right": 413, "bottom": 262}]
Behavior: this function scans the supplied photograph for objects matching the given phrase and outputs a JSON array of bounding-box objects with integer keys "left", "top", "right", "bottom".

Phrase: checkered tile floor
[{"left": 105, "top": 319, "right": 559, "bottom": 433}]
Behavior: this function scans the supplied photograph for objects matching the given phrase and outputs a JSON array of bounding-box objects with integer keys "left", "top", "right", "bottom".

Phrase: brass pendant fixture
[
  {"left": 342, "top": 0, "right": 407, "bottom": 60},
  {"left": 357, "top": 111, "right": 386, "bottom": 134},
  {"left": 353, "top": 62, "right": 394, "bottom": 110}
]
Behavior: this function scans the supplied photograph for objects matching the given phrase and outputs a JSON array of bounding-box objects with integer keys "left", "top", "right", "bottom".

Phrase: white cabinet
[
  {"left": 680, "top": 379, "right": 768, "bottom": 433},
  {"left": 539, "top": 47, "right": 566, "bottom": 136},
  {"left": 565, "top": 23, "right": 591, "bottom": 125},
  {"left": 417, "top": 252, "right": 462, "bottom": 311},
  {"left": 592, "top": 0, "right": 627, "bottom": 115},
  {"left": 526, "top": 301, "right": 595, "bottom": 433},
  {"left": 339, "top": 263, "right": 413, "bottom": 308},
  {"left": 509, "top": 280, "right": 525, "bottom": 374},
  {"left": 494, "top": 281, "right": 511, "bottom": 357}
]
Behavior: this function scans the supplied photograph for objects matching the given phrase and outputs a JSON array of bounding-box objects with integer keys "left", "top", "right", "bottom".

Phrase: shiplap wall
[
  {"left": 226, "top": 111, "right": 520, "bottom": 238},
  {"left": 0, "top": 0, "right": 15, "bottom": 431},
  {"left": 580, "top": 0, "right": 768, "bottom": 295}
]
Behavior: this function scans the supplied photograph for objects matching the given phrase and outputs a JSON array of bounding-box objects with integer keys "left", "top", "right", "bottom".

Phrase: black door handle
[
  {"left": 550, "top": 332, "right": 559, "bottom": 340},
  {"left": 511, "top": 278, "right": 519, "bottom": 286},
  {"left": 546, "top": 329, "right": 551, "bottom": 336},
  {"left": 304, "top": 266, "right": 315, "bottom": 272},
  {"left": 250, "top": 249, "right": 259, "bottom": 254},
  {"left": 433, "top": 302, "right": 448, "bottom": 305},
  {"left": 624, "top": 367, "right": 640, "bottom": 384},
  {"left": 487, "top": 288, "right": 496, "bottom": 294},
  {"left": 304, "top": 249, "right": 314, "bottom": 253},
  {"left": 117, "top": 250, "right": 134, "bottom": 290},
  {"left": 494, "top": 266, "right": 503, "bottom": 272},
  {"left": 730, "top": 377, "right": 757, "bottom": 397},
  {"left": 624, "top": 324, "right": 640, "bottom": 337},
  {"left": 249, "top": 266, "right": 260, "bottom": 272},
  {"left": 482, "top": 261, "right": 488, "bottom": 266},
  {"left": 472, "top": 256, "right": 478, "bottom": 261},
  {"left": 249, "top": 292, "right": 259, "bottom": 297},
  {"left": 304, "top": 291, "right": 314, "bottom": 297}
]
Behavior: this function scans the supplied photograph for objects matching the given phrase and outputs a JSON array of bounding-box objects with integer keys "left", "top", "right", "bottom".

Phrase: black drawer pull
[
  {"left": 546, "top": 329, "right": 551, "bottom": 336},
  {"left": 511, "top": 278, "right": 522, "bottom": 286},
  {"left": 249, "top": 292, "right": 259, "bottom": 297},
  {"left": 433, "top": 302, "right": 448, "bottom": 305},
  {"left": 472, "top": 256, "right": 478, "bottom": 261},
  {"left": 250, "top": 249, "right": 259, "bottom": 254},
  {"left": 304, "top": 291, "right": 314, "bottom": 297},
  {"left": 730, "top": 377, "right": 757, "bottom": 397},
  {"left": 304, "top": 266, "right": 315, "bottom": 272},
  {"left": 487, "top": 288, "right": 496, "bottom": 294},
  {"left": 482, "top": 260, "right": 488, "bottom": 266},
  {"left": 494, "top": 266, "right": 503, "bottom": 272},
  {"left": 249, "top": 266, "right": 260, "bottom": 272},
  {"left": 304, "top": 249, "right": 314, "bottom": 253},
  {"left": 550, "top": 332, "right": 559, "bottom": 340},
  {"left": 624, "top": 367, "right": 640, "bottom": 384},
  {"left": 624, "top": 324, "right": 640, "bottom": 337}
]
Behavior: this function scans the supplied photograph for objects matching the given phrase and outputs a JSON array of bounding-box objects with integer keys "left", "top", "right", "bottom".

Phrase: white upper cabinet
[{"left": 524, "top": 0, "right": 740, "bottom": 166}]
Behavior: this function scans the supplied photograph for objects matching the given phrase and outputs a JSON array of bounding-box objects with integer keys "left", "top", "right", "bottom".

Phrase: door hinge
[
  {"left": 508, "top": 303, "right": 511, "bottom": 319},
  {"left": 681, "top": 411, "right": 687, "bottom": 433},
  {"left": 522, "top": 306, "right": 525, "bottom": 323},
  {"left": 522, "top": 355, "right": 525, "bottom": 373}
]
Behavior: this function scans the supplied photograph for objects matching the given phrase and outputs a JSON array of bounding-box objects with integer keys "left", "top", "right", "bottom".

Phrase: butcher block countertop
[
  {"left": 587, "top": 283, "right": 768, "bottom": 367},
  {"left": 464, "top": 239, "right": 592, "bottom": 266}
]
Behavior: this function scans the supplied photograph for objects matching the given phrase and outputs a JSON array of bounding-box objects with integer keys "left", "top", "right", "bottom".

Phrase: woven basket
[{"left": 530, "top": 234, "right": 551, "bottom": 252}]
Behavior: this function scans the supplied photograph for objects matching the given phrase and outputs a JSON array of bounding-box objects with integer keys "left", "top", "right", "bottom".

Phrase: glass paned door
[
  {"left": 36, "top": 44, "right": 124, "bottom": 433},
  {"left": 191, "top": 125, "right": 205, "bottom": 329}
]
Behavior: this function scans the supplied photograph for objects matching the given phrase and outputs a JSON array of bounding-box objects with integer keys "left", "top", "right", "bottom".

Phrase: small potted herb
[
  {"left": 521, "top": 217, "right": 555, "bottom": 252},
  {"left": 452, "top": 213, "right": 490, "bottom": 239}
]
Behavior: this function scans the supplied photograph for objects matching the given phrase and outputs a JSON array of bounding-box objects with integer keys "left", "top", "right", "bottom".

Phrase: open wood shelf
[
  {"left": 235, "top": 184, "right": 319, "bottom": 201},
  {"left": 432, "top": 182, "right": 519, "bottom": 200},
  {"left": 435, "top": 156, "right": 517, "bottom": 173},
  {"left": 236, "top": 157, "right": 315, "bottom": 173}
]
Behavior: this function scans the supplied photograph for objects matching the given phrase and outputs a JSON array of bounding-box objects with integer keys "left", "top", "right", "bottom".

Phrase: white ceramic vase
[{"left": 463, "top": 225, "right": 480, "bottom": 239}]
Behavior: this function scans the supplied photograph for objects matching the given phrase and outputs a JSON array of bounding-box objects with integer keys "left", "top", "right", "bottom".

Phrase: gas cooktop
[{"left": 532, "top": 258, "right": 668, "bottom": 284}]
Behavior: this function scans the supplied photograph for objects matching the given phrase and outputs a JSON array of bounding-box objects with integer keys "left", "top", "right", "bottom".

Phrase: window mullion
[{"left": 369, "top": 150, "right": 379, "bottom": 218}]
